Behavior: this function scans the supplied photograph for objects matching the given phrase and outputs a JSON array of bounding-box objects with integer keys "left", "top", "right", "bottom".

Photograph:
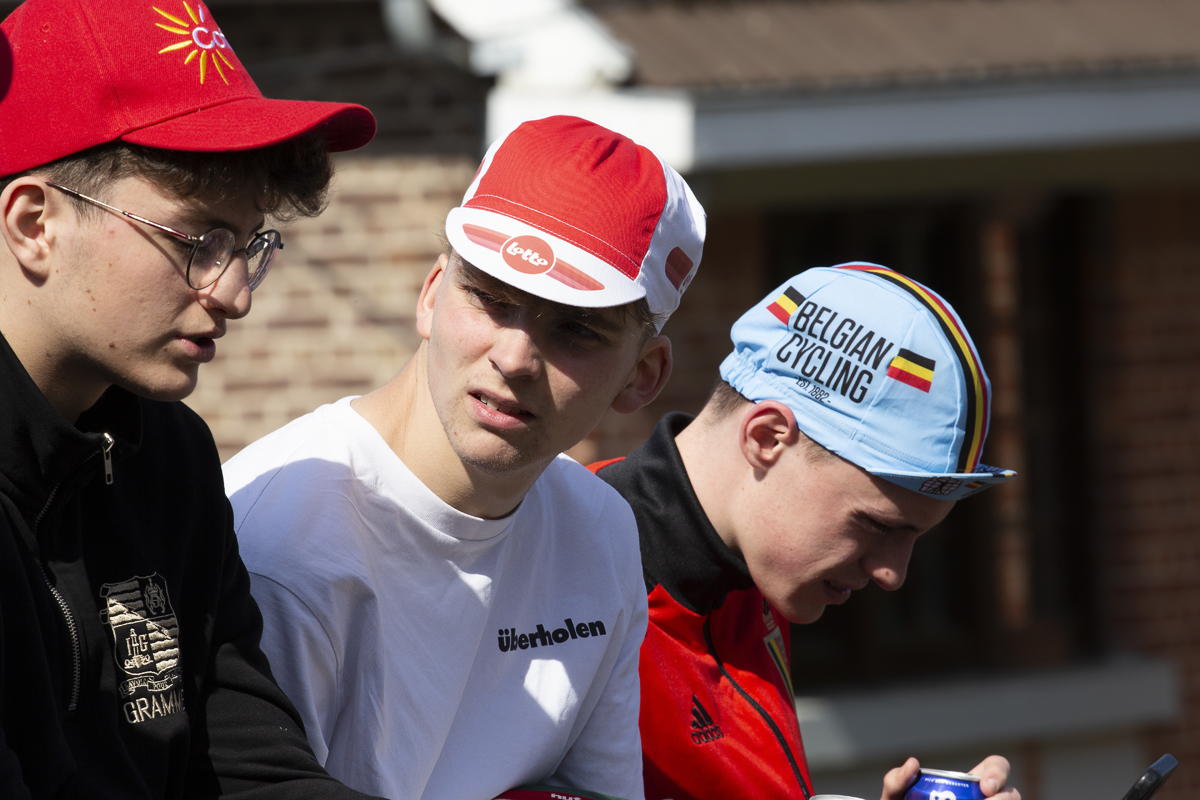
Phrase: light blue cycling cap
[{"left": 719, "top": 262, "right": 1016, "bottom": 501}]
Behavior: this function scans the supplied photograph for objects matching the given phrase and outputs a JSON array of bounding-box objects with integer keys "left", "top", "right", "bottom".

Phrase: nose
[
  {"left": 198, "top": 257, "right": 253, "bottom": 319},
  {"left": 488, "top": 319, "right": 543, "bottom": 380},
  {"left": 864, "top": 534, "right": 918, "bottom": 592}
]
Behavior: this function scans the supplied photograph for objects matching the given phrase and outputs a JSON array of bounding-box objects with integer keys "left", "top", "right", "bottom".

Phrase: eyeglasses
[{"left": 44, "top": 182, "right": 282, "bottom": 292}]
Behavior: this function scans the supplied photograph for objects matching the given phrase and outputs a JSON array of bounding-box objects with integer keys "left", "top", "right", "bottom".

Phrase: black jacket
[{"left": 0, "top": 333, "right": 375, "bottom": 799}]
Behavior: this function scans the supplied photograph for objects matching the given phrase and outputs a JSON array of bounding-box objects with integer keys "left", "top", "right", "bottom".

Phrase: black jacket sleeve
[
  {"left": 0, "top": 594, "right": 37, "bottom": 800},
  {"left": 183, "top": 497, "right": 382, "bottom": 800},
  {"left": 0, "top": 494, "right": 75, "bottom": 800}
]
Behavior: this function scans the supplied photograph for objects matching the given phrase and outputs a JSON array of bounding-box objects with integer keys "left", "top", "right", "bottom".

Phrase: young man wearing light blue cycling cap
[{"left": 590, "top": 262, "right": 1020, "bottom": 800}]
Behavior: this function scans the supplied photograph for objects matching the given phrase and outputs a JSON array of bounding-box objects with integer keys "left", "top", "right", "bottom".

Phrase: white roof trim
[
  {"left": 487, "top": 87, "right": 695, "bottom": 172},
  {"left": 694, "top": 72, "right": 1200, "bottom": 170},
  {"left": 428, "top": 0, "right": 631, "bottom": 90}
]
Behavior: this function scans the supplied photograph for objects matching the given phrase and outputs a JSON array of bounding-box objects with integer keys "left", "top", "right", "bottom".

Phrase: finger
[
  {"left": 968, "top": 755, "right": 1012, "bottom": 796},
  {"left": 881, "top": 757, "right": 921, "bottom": 800}
]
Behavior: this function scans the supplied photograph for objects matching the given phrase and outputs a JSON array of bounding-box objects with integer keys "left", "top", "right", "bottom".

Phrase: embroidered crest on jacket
[{"left": 100, "top": 574, "right": 185, "bottom": 723}]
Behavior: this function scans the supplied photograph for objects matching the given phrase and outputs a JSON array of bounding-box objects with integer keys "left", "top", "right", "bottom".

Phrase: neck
[
  {"left": 0, "top": 299, "right": 102, "bottom": 424},
  {"left": 351, "top": 344, "right": 542, "bottom": 519},
  {"left": 675, "top": 410, "right": 744, "bottom": 554}
]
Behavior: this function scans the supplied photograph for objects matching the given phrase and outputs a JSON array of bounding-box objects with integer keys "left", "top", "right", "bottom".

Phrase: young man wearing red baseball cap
[
  {"left": 0, "top": 1, "right": 376, "bottom": 797},
  {"left": 591, "top": 265, "right": 1021, "bottom": 800},
  {"left": 223, "top": 115, "right": 706, "bottom": 800}
]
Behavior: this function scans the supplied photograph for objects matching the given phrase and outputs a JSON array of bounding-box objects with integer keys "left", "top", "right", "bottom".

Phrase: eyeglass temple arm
[{"left": 44, "top": 182, "right": 197, "bottom": 245}]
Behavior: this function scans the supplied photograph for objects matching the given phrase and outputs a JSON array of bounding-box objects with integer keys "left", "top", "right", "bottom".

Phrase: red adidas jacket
[{"left": 591, "top": 413, "right": 813, "bottom": 800}]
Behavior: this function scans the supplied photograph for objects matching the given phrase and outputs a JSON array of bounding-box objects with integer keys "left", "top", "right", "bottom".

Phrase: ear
[
  {"left": 415, "top": 253, "right": 449, "bottom": 341},
  {"left": 0, "top": 179, "right": 53, "bottom": 281},
  {"left": 738, "top": 401, "right": 800, "bottom": 473},
  {"left": 610, "top": 335, "right": 672, "bottom": 414}
]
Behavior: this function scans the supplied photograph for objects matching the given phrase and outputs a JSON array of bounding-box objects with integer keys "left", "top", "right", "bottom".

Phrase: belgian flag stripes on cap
[
  {"left": 887, "top": 349, "right": 936, "bottom": 393},
  {"left": 767, "top": 286, "right": 805, "bottom": 325}
]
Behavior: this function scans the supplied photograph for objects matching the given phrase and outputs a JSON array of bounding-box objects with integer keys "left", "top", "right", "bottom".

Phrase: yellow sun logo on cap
[{"left": 154, "top": 2, "right": 236, "bottom": 85}]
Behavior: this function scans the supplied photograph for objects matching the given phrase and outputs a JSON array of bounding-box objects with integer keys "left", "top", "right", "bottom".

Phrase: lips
[
  {"left": 471, "top": 391, "right": 532, "bottom": 418},
  {"left": 179, "top": 331, "right": 220, "bottom": 363},
  {"left": 823, "top": 579, "right": 862, "bottom": 605},
  {"left": 183, "top": 326, "right": 223, "bottom": 344}
]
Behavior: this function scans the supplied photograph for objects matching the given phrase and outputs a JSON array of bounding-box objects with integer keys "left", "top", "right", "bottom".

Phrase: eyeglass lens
[{"left": 188, "top": 229, "right": 280, "bottom": 291}]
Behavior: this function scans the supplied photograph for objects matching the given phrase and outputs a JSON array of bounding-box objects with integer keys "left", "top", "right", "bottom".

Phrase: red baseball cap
[
  {"left": 0, "top": 0, "right": 376, "bottom": 177},
  {"left": 0, "top": 27, "right": 11, "bottom": 103},
  {"left": 446, "top": 116, "right": 706, "bottom": 330}
]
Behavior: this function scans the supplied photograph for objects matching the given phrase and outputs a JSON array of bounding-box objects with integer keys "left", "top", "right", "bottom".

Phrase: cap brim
[
  {"left": 446, "top": 206, "right": 645, "bottom": 309},
  {"left": 121, "top": 96, "right": 376, "bottom": 153},
  {"left": 871, "top": 464, "right": 1017, "bottom": 501}
]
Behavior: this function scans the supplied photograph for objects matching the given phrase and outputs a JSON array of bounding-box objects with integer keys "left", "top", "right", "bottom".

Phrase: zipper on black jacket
[
  {"left": 29, "top": 433, "right": 115, "bottom": 715},
  {"left": 101, "top": 432, "right": 115, "bottom": 485},
  {"left": 39, "top": 564, "right": 82, "bottom": 713},
  {"left": 704, "top": 618, "right": 812, "bottom": 799},
  {"left": 32, "top": 434, "right": 114, "bottom": 530}
]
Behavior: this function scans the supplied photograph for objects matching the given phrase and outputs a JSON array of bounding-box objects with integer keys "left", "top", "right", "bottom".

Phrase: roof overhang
[
  {"left": 692, "top": 70, "right": 1200, "bottom": 172},
  {"left": 489, "top": 70, "right": 1200, "bottom": 176},
  {"left": 430, "top": 0, "right": 1200, "bottom": 175}
]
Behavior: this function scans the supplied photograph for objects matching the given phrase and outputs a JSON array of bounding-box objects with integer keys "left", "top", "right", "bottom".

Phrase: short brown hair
[
  {"left": 1, "top": 133, "right": 333, "bottom": 223},
  {"left": 451, "top": 250, "right": 660, "bottom": 343},
  {"left": 702, "top": 378, "right": 834, "bottom": 461},
  {"left": 704, "top": 378, "right": 753, "bottom": 420}
]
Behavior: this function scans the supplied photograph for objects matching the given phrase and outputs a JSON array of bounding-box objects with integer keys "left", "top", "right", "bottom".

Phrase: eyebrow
[
  {"left": 180, "top": 207, "right": 265, "bottom": 240},
  {"left": 856, "top": 510, "right": 920, "bottom": 534},
  {"left": 455, "top": 256, "right": 629, "bottom": 334},
  {"left": 567, "top": 307, "right": 625, "bottom": 334}
]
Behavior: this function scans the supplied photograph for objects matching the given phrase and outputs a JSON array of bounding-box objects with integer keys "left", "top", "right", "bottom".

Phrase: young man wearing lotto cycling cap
[
  {"left": 591, "top": 264, "right": 1022, "bottom": 800},
  {"left": 0, "top": 1, "right": 378, "bottom": 797},
  {"left": 223, "top": 115, "right": 705, "bottom": 800}
]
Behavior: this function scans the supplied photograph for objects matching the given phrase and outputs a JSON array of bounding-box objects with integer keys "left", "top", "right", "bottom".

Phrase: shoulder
[
  {"left": 528, "top": 456, "right": 642, "bottom": 577},
  {"left": 225, "top": 402, "right": 381, "bottom": 587},
  {"left": 540, "top": 454, "right": 638, "bottom": 521},
  {"left": 223, "top": 398, "right": 365, "bottom": 501},
  {"left": 223, "top": 399, "right": 384, "bottom": 550},
  {"left": 143, "top": 398, "right": 218, "bottom": 457},
  {"left": 130, "top": 399, "right": 224, "bottom": 495}
]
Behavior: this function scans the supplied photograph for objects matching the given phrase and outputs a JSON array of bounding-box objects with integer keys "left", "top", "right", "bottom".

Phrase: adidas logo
[{"left": 689, "top": 695, "right": 724, "bottom": 745}]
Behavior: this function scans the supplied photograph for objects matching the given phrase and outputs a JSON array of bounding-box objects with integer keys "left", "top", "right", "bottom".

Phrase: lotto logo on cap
[
  {"left": 720, "top": 263, "right": 1016, "bottom": 501},
  {"left": 1, "top": 0, "right": 375, "bottom": 177},
  {"left": 503, "top": 236, "right": 554, "bottom": 273},
  {"left": 445, "top": 116, "right": 706, "bottom": 331}
]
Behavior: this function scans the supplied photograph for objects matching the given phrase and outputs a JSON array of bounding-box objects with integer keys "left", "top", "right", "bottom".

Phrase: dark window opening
[{"left": 765, "top": 196, "right": 1101, "bottom": 691}]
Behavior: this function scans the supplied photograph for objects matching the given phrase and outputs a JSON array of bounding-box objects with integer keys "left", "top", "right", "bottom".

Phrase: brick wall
[
  {"left": 1090, "top": 189, "right": 1200, "bottom": 800},
  {"left": 188, "top": 153, "right": 477, "bottom": 461}
]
